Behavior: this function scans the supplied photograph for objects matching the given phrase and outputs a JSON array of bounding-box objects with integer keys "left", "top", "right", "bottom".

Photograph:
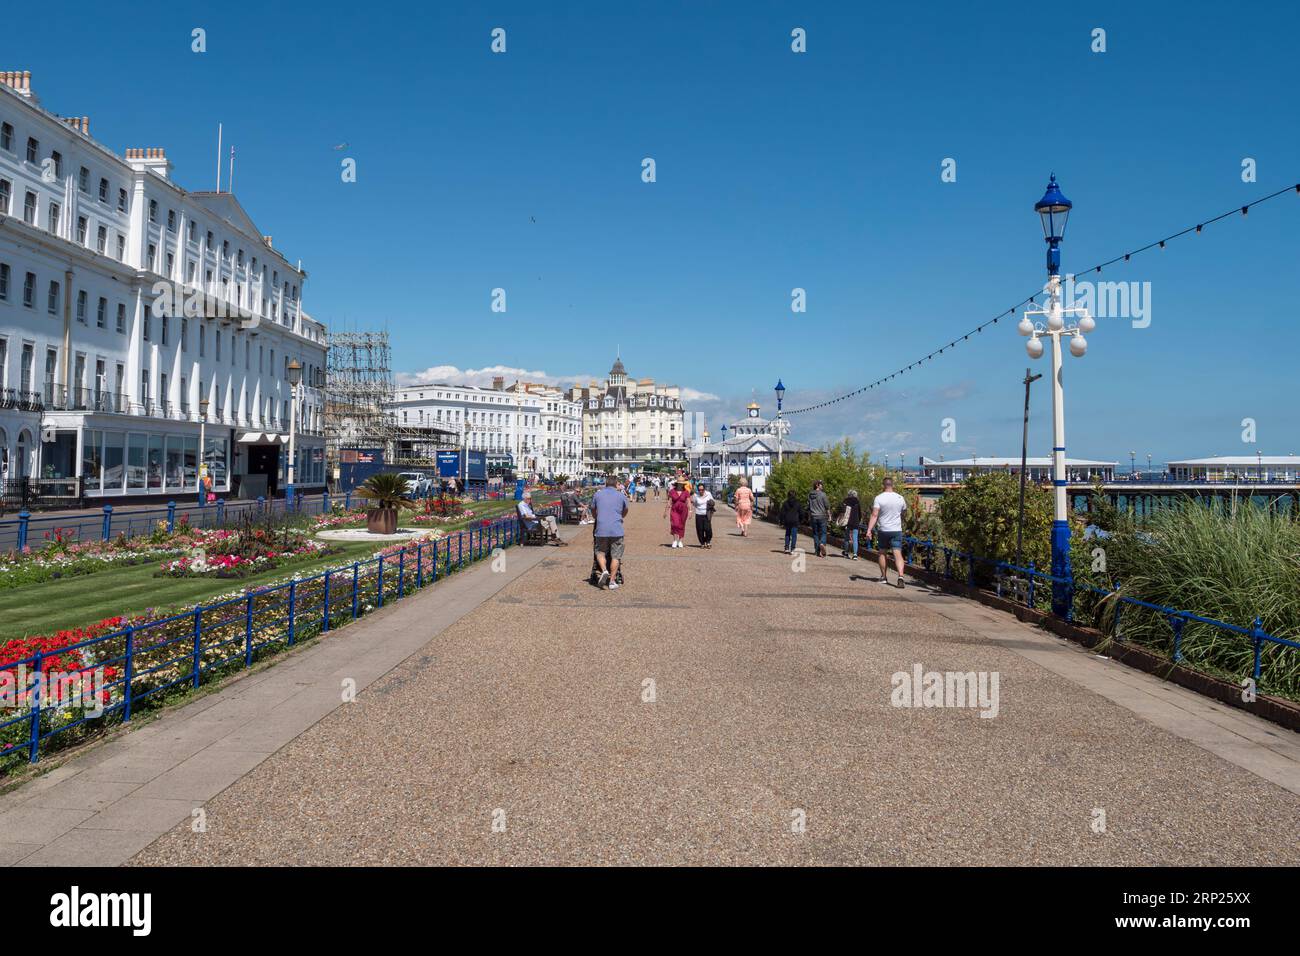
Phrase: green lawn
[
  {"left": 0, "top": 500, "right": 525, "bottom": 640},
  {"left": 0, "top": 542, "right": 382, "bottom": 641}
]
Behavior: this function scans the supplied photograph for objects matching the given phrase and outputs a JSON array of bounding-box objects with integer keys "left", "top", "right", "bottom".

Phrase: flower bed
[
  {"left": 156, "top": 526, "right": 335, "bottom": 579},
  {"left": 409, "top": 508, "right": 477, "bottom": 526},
  {"left": 1, "top": 617, "right": 127, "bottom": 763},
  {"left": 0, "top": 532, "right": 185, "bottom": 590},
  {"left": 1, "top": 510, "right": 528, "bottom": 774},
  {"left": 311, "top": 508, "right": 371, "bottom": 530}
]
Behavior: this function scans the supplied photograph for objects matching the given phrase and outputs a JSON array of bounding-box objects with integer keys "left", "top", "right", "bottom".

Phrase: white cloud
[
  {"left": 397, "top": 366, "right": 722, "bottom": 406},
  {"left": 395, "top": 364, "right": 597, "bottom": 388},
  {"left": 679, "top": 387, "right": 721, "bottom": 403}
]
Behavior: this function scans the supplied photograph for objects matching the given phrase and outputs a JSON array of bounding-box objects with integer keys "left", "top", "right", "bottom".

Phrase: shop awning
[{"left": 236, "top": 432, "right": 289, "bottom": 444}]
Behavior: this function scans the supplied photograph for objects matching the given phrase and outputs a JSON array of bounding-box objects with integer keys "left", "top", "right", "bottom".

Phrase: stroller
[
  {"left": 589, "top": 542, "right": 625, "bottom": 586},
  {"left": 635, "top": 485, "right": 647, "bottom": 503}
]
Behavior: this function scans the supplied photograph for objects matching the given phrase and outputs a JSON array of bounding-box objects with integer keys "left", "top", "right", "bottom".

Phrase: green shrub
[
  {"left": 764, "top": 441, "right": 931, "bottom": 536},
  {"left": 936, "top": 472, "right": 1054, "bottom": 582}
]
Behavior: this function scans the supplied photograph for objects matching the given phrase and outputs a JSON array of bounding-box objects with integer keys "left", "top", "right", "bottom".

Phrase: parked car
[{"left": 396, "top": 471, "right": 431, "bottom": 498}]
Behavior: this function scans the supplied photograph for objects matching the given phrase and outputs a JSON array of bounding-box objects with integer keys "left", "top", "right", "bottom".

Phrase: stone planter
[{"left": 366, "top": 507, "right": 398, "bottom": 535}]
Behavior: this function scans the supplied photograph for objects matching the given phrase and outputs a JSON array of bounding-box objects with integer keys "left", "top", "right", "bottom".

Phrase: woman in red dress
[{"left": 664, "top": 477, "right": 690, "bottom": 548}]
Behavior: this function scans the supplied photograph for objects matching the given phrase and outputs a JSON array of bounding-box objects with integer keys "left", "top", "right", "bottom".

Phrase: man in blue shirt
[{"left": 590, "top": 474, "right": 629, "bottom": 590}]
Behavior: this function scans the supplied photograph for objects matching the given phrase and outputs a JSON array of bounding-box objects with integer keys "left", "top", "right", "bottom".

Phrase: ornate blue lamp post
[
  {"left": 1019, "top": 175, "right": 1095, "bottom": 619},
  {"left": 719, "top": 423, "right": 728, "bottom": 484},
  {"left": 773, "top": 379, "right": 785, "bottom": 464}
]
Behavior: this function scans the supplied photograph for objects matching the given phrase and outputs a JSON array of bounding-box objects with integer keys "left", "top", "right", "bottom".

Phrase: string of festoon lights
[{"left": 782, "top": 181, "right": 1300, "bottom": 417}]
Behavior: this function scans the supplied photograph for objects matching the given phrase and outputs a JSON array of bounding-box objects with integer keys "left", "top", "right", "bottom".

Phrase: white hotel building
[
  {"left": 568, "top": 357, "right": 686, "bottom": 474},
  {"left": 391, "top": 376, "right": 583, "bottom": 478},
  {"left": 0, "top": 71, "right": 326, "bottom": 502}
]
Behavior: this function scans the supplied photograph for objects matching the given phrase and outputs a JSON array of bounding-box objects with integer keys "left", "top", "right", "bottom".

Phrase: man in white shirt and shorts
[{"left": 866, "top": 477, "right": 908, "bottom": 588}]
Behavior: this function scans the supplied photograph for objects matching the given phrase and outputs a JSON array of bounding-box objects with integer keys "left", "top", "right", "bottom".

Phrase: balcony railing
[
  {"left": 0, "top": 388, "right": 43, "bottom": 412},
  {"left": 42, "top": 385, "right": 127, "bottom": 414}
]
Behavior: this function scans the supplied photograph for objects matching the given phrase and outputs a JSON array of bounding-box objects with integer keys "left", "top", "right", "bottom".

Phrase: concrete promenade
[{"left": 2, "top": 499, "right": 1298, "bottom": 865}]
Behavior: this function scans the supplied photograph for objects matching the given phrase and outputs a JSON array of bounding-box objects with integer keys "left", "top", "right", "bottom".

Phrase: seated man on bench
[
  {"left": 518, "top": 490, "right": 565, "bottom": 545},
  {"left": 561, "top": 484, "right": 593, "bottom": 524}
]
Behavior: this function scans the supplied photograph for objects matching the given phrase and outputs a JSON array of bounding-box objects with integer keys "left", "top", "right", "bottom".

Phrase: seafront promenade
[{"left": 2, "top": 501, "right": 1297, "bottom": 866}]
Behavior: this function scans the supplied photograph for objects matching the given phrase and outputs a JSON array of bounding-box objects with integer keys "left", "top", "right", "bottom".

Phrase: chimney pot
[{"left": 23, "top": 70, "right": 30, "bottom": 91}]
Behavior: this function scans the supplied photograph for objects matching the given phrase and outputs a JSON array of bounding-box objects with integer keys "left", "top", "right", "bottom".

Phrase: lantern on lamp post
[
  {"left": 1019, "top": 174, "right": 1094, "bottom": 619},
  {"left": 773, "top": 379, "right": 785, "bottom": 464}
]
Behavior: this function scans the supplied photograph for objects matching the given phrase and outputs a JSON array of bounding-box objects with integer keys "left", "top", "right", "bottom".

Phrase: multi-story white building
[
  {"left": 568, "top": 357, "right": 686, "bottom": 474},
  {"left": 392, "top": 378, "right": 542, "bottom": 476},
  {"left": 504, "top": 380, "right": 582, "bottom": 478},
  {"left": 0, "top": 71, "right": 326, "bottom": 502},
  {"left": 391, "top": 376, "right": 584, "bottom": 479}
]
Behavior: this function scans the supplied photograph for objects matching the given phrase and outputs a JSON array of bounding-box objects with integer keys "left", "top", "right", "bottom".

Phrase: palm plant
[
  {"left": 356, "top": 473, "right": 415, "bottom": 533},
  {"left": 357, "top": 473, "right": 414, "bottom": 509}
]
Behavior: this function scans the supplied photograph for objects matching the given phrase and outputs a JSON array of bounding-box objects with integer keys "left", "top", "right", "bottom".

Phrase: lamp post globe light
[
  {"left": 286, "top": 359, "right": 302, "bottom": 502},
  {"left": 1019, "top": 174, "right": 1095, "bottom": 619},
  {"left": 773, "top": 379, "right": 786, "bottom": 464}
]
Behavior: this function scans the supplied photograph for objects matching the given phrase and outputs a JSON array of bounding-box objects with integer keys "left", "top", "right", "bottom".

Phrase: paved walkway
[{"left": 3, "top": 501, "right": 1298, "bottom": 865}]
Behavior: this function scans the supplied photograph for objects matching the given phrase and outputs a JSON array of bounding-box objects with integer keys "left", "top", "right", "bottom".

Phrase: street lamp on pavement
[
  {"left": 286, "top": 359, "right": 302, "bottom": 503},
  {"left": 1019, "top": 174, "right": 1094, "bottom": 619},
  {"left": 198, "top": 397, "right": 210, "bottom": 507},
  {"left": 720, "top": 423, "right": 728, "bottom": 484},
  {"left": 774, "top": 379, "right": 785, "bottom": 464}
]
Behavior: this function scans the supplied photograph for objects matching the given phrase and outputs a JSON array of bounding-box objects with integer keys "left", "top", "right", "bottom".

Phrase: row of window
[
  {"left": 0, "top": 331, "right": 293, "bottom": 424},
  {"left": 1, "top": 120, "right": 302, "bottom": 315},
  {"left": 78, "top": 430, "right": 229, "bottom": 492},
  {"left": 401, "top": 389, "right": 529, "bottom": 406},
  {"left": 401, "top": 408, "right": 543, "bottom": 427},
  {"left": 2, "top": 183, "right": 299, "bottom": 327},
  {"left": 2, "top": 256, "right": 317, "bottom": 375},
  {"left": 2, "top": 120, "right": 129, "bottom": 208}
]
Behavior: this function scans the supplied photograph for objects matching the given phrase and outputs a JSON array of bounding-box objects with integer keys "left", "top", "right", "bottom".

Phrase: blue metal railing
[
  {"left": 896, "top": 534, "right": 1300, "bottom": 686},
  {"left": 0, "top": 507, "right": 555, "bottom": 768},
  {"left": 1, "top": 492, "right": 334, "bottom": 553}
]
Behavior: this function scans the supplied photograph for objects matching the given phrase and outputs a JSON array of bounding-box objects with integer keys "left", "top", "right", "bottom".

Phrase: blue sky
[{"left": 17, "top": 0, "right": 1300, "bottom": 465}]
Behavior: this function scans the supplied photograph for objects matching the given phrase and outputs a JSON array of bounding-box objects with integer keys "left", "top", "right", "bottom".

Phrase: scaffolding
[{"left": 324, "top": 331, "right": 457, "bottom": 476}]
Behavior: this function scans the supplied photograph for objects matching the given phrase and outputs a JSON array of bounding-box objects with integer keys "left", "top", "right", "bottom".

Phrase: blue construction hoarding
[
  {"left": 337, "top": 448, "right": 385, "bottom": 491},
  {"left": 465, "top": 449, "right": 487, "bottom": 482}
]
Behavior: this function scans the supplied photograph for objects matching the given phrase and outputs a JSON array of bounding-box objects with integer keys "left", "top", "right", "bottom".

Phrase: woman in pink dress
[
  {"left": 665, "top": 478, "right": 690, "bottom": 548},
  {"left": 733, "top": 476, "right": 755, "bottom": 536}
]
